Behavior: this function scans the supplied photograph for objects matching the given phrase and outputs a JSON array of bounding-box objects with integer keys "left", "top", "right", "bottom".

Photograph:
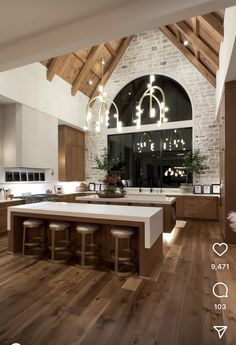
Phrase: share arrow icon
[{"left": 213, "top": 326, "right": 228, "bottom": 339}]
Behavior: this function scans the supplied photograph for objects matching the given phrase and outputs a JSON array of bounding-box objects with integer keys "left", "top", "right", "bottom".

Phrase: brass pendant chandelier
[
  {"left": 84, "top": 59, "right": 122, "bottom": 133},
  {"left": 136, "top": 75, "right": 168, "bottom": 129}
]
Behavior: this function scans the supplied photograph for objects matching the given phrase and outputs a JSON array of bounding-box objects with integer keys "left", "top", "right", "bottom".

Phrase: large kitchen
[{"left": 0, "top": 1, "right": 236, "bottom": 345}]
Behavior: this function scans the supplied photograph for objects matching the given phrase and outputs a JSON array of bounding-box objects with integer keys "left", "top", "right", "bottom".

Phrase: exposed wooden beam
[
  {"left": 105, "top": 43, "right": 116, "bottom": 57},
  {"left": 192, "top": 18, "right": 200, "bottom": 59},
  {"left": 71, "top": 44, "right": 104, "bottom": 96},
  {"left": 47, "top": 55, "right": 71, "bottom": 81},
  {"left": 160, "top": 27, "right": 216, "bottom": 87},
  {"left": 90, "top": 36, "right": 133, "bottom": 99},
  {"left": 174, "top": 21, "right": 219, "bottom": 70},
  {"left": 197, "top": 14, "right": 224, "bottom": 42}
]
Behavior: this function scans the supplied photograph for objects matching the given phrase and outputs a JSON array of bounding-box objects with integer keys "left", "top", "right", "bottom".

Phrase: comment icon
[{"left": 212, "top": 282, "right": 228, "bottom": 298}]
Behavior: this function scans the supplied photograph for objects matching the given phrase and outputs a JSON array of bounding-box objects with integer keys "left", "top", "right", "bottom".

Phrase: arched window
[
  {"left": 108, "top": 75, "right": 193, "bottom": 188},
  {"left": 109, "top": 75, "right": 192, "bottom": 128}
]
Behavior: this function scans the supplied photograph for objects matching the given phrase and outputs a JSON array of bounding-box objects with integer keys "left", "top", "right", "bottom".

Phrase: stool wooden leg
[
  {"left": 66, "top": 228, "right": 70, "bottom": 242},
  {"left": 91, "top": 233, "right": 94, "bottom": 256},
  {"left": 81, "top": 233, "right": 86, "bottom": 266},
  {"left": 51, "top": 229, "right": 55, "bottom": 261},
  {"left": 22, "top": 226, "right": 26, "bottom": 255},
  {"left": 115, "top": 237, "right": 119, "bottom": 273}
]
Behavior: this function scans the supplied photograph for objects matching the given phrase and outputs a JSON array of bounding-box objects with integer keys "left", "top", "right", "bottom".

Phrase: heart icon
[{"left": 212, "top": 243, "right": 228, "bottom": 257}]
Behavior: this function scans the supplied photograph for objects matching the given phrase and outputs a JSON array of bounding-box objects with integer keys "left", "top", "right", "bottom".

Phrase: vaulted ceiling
[
  {"left": 41, "top": 36, "right": 133, "bottom": 98},
  {"left": 41, "top": 10, "right": 224, "bottom": 97},
  {"left": 160, "top": 10, "right": 224, "bottom": 87}
]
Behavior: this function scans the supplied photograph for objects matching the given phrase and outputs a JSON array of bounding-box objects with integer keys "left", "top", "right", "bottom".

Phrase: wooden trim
[
  {"left": 160, "top": 27, "right": 216, "bottom": 87},
  {"left": 173, "top": 21, "right": 219, "bottom": 71}
]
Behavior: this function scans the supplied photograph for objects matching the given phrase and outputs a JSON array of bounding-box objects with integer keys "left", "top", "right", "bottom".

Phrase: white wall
[
  {"left": 216, "top": 6, "right": 236, "bottom": 115},
  {"left": 0, "top": 63, "right": 88, "bottom": 129}
]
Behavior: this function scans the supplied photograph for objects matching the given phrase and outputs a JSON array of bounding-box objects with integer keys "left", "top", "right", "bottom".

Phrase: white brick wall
[{"left": 85, "top": 29, "right": 219, "bottom": 185}]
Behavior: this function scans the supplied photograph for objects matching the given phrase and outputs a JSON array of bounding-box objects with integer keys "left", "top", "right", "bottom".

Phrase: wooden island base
[{"left": 8, "top": 212, "right": 163, "bottom": 278}]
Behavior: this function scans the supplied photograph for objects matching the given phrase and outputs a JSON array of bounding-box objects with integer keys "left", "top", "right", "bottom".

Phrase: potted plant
[
  {"left": 180, "top": 149, "right": 209, "bottom": 193},
  {"left": 93, "top": 148, "right": 125, "bottom": 197}
]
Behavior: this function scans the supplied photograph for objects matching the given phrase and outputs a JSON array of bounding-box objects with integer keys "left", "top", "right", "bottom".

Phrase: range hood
[{"left": 0, "top": 103, "right": 58, "bottom": 170}]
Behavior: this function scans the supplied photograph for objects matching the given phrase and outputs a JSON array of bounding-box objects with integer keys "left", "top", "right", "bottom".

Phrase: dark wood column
[{"left": 219, "top": 80, "right": 236, "bottom": 244}]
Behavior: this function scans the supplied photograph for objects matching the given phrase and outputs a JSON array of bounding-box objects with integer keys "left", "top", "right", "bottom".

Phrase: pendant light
[
  {"left": 163, "top": 129, "right": 186, "bottom": 151},
  {"left": 84, "top": 59, "right": 122, "bottom": 133},
  {"left": 136, "top": 75, "right": 168, "bottom": 129}
]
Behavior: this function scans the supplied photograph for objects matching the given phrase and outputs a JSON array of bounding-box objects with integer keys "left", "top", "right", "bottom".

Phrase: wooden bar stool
[
  {"left": 75, "top": 224, "right": 99, "bottom": 269},
  {"left": 22, "top": 219, "right": 45, "bottom": 257},
  {"left": 110, "top": 227, "right": 136, "bottom": 276},
  {"left": 48, "top": 222, "right": 71, "bottom": 263}
]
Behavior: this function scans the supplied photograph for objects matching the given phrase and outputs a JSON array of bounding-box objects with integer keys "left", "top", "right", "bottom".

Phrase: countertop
[
  {"left": 7, "top": 201, "right": 163, "bottom": 248},
  {"left": 126, "top": 190, "right": 219, "bottom": 198},
  {"left": 0, "top": 198, "right": 24, "bottom": 204},
  {"left": 76, "top": 194, "right": 176, "bottom": 205}
]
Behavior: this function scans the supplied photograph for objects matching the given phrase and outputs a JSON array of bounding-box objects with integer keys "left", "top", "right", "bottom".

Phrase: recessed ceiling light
[
  {"left": 184, "top": 40, "right": 189, "bottom": 46},
  {"left": 88, "top": 80, "right": 93, "bottom": 85}
]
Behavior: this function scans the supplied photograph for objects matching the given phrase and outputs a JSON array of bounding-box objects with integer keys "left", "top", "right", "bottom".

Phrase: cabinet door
[
  {"left": 183, "top": 197, "right": 200, "bottom": 218},
  {"left": 0, "top": 208, "right": 7, "bottom": 234},
  {"left": 175, "top": 197, "right": 184, "bottom": 218},
  {"left": 199, "top": 197, "right": 218, "bottom": 220}
]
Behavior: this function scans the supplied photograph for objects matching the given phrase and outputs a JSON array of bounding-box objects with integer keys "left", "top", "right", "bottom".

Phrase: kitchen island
[
  {"left": 76, "top": 194, "right": 176, "bottom": 233},
  {"left": 7, "top": 202, "right": 163, "bottom": 277}
]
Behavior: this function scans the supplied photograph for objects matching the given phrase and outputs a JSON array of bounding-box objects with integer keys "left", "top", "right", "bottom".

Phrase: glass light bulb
[
  {"left": 150, "top": 108, "right": 156, "bottom": 118},
  {"left": 150, "top": 75, "right": 155, "bottom": 83}
]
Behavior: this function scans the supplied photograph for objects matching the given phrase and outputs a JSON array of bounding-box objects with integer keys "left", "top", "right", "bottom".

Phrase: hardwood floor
[{"left": 0, "top": 221, "right": 235, "bottom": 345}]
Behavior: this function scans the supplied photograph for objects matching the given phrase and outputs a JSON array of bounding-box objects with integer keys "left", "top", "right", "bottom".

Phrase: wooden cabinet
[
  {"left": 170, "top": 196, "right": 218, "bottom": 220},
  {"left": 0, "top": 200, "right": 24, "bottom": 235},
  {"left": 219, "top": 81, "right": 236, "bottom": 244},
  {"left": 58, "top": 125, "right": 85, "bottom": 181}
]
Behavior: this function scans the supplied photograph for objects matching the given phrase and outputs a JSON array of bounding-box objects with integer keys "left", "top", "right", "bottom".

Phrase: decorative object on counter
[
  {"left": 180, "top": 149, "right": 209, "bottom": 193},
  {"left": 0, "top": 189, "right": 5, "bottom": 200},
  {"left": 136, "top": 75, "right": 168, "bottom": 129},
  {"left": 95, "top": 184, "right": 101, "bottom": 192},
  {"left": 88, "top": 183, "right": 95, "bottom": 191},
  {"left": 193, "top": 184, "right": 202, "bottom": 194},
  {"left": 100, "top": 184, "right": 105, "bottom": 191},
  {"left": 212, "top": 184, "right": 220, "bottom": 194},
  {"left": 84, "top": 59, "right": 122, "bottom": 133},
  {"left": 54, "top": 185, "right": 64, "bottom": 194},
  {"left": 76, "top": 182, "right": 87, "bottom": 192},
  {"left": 94, "top": 148, "right": 126, "bottom": 198},
  {"left": 203, "top": 185, "right": 211, "bottom": 194}
]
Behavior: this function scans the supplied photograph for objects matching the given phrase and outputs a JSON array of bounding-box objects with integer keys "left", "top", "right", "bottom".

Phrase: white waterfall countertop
[
  {"left": 7, "top": 201, "right": 163, "bottom": 249},
  {"left": 75, "top": 194, "right": 176, "bottom": 205}
]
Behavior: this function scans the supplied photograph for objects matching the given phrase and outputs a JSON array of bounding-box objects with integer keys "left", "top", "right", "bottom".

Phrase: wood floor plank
[{"left": 0, "top": 222, "right": 235, "bottom": 345}]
